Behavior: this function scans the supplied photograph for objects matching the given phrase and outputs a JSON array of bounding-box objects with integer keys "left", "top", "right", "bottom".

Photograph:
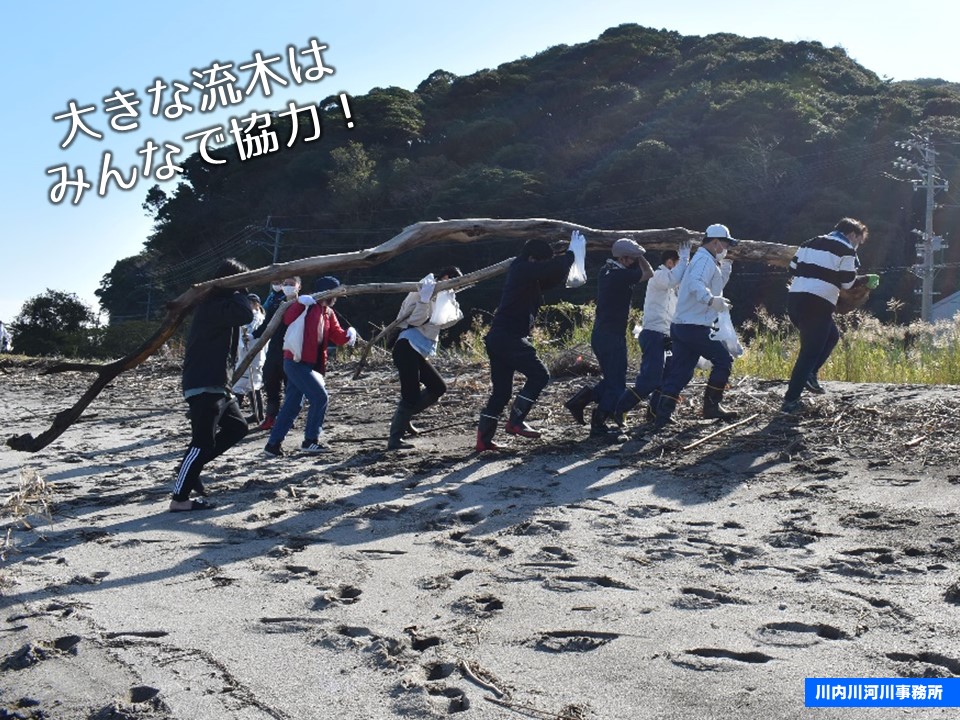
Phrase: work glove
[
  {"left": 678, "top": 241, "right": 691, "bottom": 264},
  {"left": 298, "top": 295, "right": 317, "bottom": 306},
  {"left": 863, "top": 274, "right": 880, "bottom": 290},
  {"left": 720, "top": 259, "right": 733, "bottom": 282},
  {"left": 568, "top": 230, "right": 586, "bottom": 252},
  {"left": 708, "top": 295, "right": 732, "bottom": 313},
  {"left": 345, "top": 327, "right": 358, "bottom": 346},
  {"left": 418, "top": 273, "right": 436, "bottom": 303}
]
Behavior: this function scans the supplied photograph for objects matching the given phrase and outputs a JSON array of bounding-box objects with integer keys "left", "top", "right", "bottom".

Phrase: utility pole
[
  {"left": 893, "top": 136, "right": 950, "bottom": 322},
  {"left": 252, "top": 215, "right": 286, "bottom": 263}
]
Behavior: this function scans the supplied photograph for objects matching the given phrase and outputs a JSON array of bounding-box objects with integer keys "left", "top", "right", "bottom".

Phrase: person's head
[
  {"left": 314, "top": 276, "right": 341, "bottom": 306},
  {"left": 520, "top": 238, "right": 554, "bottom": 262},
  {"left": 703, "top": 223, "right": 738, "bottom": 258},
  {"left": 611, "top": 238, "right": 645, "bottom": 268},
  {"left": 436, "top": 266, "right": 463, "bottom": 282},
  {"left": 661, "top": 249, "right": 680, "bottom": 270},
  {"left": 214, "top": 257, "right": 249, "bottom": 279},
  {"left": 835, "top": 217, "right": 869, "bottom": 247},
  {"left": 247, "top": 293, "right": 263, "bottom": 311},
  {"left": 279, "top": 276, "right": 301, "bottom": 298}
]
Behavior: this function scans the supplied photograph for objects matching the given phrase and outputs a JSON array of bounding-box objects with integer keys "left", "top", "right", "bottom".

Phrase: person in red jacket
[{"left": 263, "top": 276, "right": 357, "bottom": 456}]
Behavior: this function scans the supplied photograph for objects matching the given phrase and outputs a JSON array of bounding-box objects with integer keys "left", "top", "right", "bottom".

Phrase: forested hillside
[{"left": 96, "top": 24, "right": 960, "bottom": 330}]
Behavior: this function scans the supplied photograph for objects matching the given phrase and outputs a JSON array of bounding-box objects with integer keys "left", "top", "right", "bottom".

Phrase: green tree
[{"left": 10, "top": 290, "right": 96, "bottom": 357}]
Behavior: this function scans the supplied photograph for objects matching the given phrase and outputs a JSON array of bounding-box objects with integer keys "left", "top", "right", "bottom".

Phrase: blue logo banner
[{"left": 805, "top": 679, "right": 960, "bottom": 707}]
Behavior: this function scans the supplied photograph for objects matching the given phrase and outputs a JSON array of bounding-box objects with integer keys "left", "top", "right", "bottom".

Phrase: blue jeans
[
  {"left": 661, "top": 324, "right": 733, "bottom": 399},
  {"left": 633, "top": 329, "right": 670, "bottom": 397},
  {"left": 785, "top": 292, "right": 839, "bottom": 402},
  {"left": 268, "top": 359, "right": 329, "bottom": 445},
  {"left": 590, "top": 331, "right": 627, "bottom": 413}
]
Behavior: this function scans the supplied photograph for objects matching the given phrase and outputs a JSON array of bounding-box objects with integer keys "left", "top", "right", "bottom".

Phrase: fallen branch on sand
[{"left": 682, "top": 413, "right": 761, "bottom": 451}]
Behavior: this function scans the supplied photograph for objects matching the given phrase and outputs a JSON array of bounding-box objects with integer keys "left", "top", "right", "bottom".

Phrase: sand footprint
[{"left": 752, "top": 621, "right": 847, "bottom": 647}]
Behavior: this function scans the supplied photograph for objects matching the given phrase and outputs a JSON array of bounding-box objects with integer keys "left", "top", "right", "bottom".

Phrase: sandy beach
[{"left": 1, "top": 356, "right": 959, "bottom": 719}]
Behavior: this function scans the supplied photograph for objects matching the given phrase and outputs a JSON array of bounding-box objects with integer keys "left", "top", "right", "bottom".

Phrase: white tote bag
[
  {"left": 282, "top": 307, "right": 308, "bottom": 362},
  {"left": 709, "top": 310, "right": 744, "bottom": 358},
  {"left": 429, "top": 289, "right": 463, "bottom": 326}
]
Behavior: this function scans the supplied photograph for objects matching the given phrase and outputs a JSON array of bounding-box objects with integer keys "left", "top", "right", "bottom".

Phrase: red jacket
[{"left": 282, "top": 302, "right": 349, "bottom": 375}]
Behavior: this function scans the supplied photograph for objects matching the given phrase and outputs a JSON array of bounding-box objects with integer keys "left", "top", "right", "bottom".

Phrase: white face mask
[
  {"left": 716, "top": 247, "right": 728, "bottom": 260},
  {"left": 282, "top": 285, "right": 298, "bottom": 298},
  {"left": 271, "top": 284, "right": 282, "bottom": 293}
]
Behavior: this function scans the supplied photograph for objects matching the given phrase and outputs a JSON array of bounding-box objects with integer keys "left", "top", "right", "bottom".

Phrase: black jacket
[
  {"left": 181, "top": 288, "right": 254, "bottom": 393},
  {"left": 488, "top": 251, "right": 574, "bottom": 339}
]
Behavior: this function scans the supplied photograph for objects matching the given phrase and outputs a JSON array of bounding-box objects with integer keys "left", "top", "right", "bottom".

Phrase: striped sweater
[{"left": 788, "top": 231, "right": 859, "bottom": 306}]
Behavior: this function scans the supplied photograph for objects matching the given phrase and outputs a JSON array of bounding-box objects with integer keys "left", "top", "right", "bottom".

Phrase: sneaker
[
  {"left": 805, "top": 376, "right": 825, "bottom": 394},
  {"left": 301, "top": 440, "right": 329, "bottom": 454},
  {"left": 263, "top": 442, "right": 284, "bottom": 457},
  {"left": 780, "top": 399, "right": 804, "bottom": 414}
]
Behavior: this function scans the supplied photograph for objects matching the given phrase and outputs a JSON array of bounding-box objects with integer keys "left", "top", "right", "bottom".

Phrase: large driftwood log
[{"left": 8, "top": 218, "right": 804, "bottom": 453}]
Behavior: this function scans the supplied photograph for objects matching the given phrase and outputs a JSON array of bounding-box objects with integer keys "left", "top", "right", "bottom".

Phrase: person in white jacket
[
  {"left": 654, "top": 224, "right": 739, "bottom": 429},
  {"left": 614, "top": 242, "right": 690, "bottom": 424},
  {"left": 231, "top": 293, "right": 266, "bottom": 424},
  {"left": 387, "top": 267, "right": 464, "bottom": 450}
]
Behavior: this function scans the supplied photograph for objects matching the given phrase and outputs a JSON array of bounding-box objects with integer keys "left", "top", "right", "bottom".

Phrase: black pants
[
  {"left": 173, "top": 393, "right": 247, "bottom": 501},
  {"left": 481, "top": 332, "right": 550, "bottom": 417},
  {"left": 392, "top": 338, "right": 446, "bottom": 407},
  {"left": 785, "top": 292, "right": 839, "bottom": 402},
  {"left": 261, "top": 350, "right": 284, "bottom": 417}
]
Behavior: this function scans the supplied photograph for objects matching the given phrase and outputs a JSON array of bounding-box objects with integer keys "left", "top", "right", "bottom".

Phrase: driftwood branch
[
  {"left": 7, "top": 218, "right": 813, "bottom": 453},
  {"left": 231, "top": 257, "right": 515, "bottom": 384}
]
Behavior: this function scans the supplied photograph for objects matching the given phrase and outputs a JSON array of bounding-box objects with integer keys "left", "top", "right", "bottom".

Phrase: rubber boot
[
  {"left": 258, "top": 414, "right": 275, "bottom": 432},
  {"left": 615, "top": 386, "right": 644, "bottom": 417},
  {"left": 646, "top": 389, "right": 662, "bottom": 422},
  {"left": 653, "top": 394, "right": 679, "bottom": 430},
  {"left": 505, "top": 395, "right": 541, "bottom": 439},
  {"left": 476, "top": 413, "right": 502, "bottom": 451},
  {"left": 387, "top": 403, "right": 416, "bottom": 450},
  {"left": 405, "top": 391, "right": 440, "bottom": 437},
  {"left": 590, "top": 407, "right": 622, "bottom": 440},
  {"left": 563, "top": 386, "right": 593, "bottom": 426},
  {"left": 702, "top": 385, "right": 738, "bottom": 421}
]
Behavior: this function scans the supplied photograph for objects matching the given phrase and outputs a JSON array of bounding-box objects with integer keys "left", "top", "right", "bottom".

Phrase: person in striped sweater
[{"left": 782, "top": 217, "right": 876, "bottom": 413}]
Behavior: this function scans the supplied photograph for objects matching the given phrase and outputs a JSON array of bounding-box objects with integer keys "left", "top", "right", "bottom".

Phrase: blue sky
[{"left": 3, "top": 0, "right": 958, "bottom": 326}]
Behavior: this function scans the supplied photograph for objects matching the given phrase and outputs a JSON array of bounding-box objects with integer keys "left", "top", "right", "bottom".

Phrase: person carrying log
[
  {"left": 262, "top": 276, "right": 358, "bottom": 457},
  {"left": 386, "top": 266, "right": 464, "bottom": 451},
  {"left": 564, "top": 238, "right": 653, "bottom": 439},
  {"left": 170, "top": 258, "right": 254, "bottom": 512},
  {"left": 613, "top": 241, "right": 690, "bottom": 426},
  {"left": 653, "top": 224, "right": 739, "bottom": 429},
  {"left": 781, "top": 217, "right": 877, "bottom": 413},
  {"left": 476, "top": 238, "right": 575, "bottom": 451}
]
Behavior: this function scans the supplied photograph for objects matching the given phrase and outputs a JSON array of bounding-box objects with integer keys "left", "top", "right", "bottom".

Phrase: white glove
[
  {"left": 418, "top": 273, "right": 436, "bottom": 303},
  {"left": 298, "top": 295, "right": 317, "bottom": 306},
  {"left": 678, "top": 241, "right": 691, "bottom": 264},
  {"left": 720, "top": 259, "right": 733, "bottom": 282},
  {"left": 708, "top": 295, "right": 732, "bottom": 313},
  {"left": 568, "top": 229, "right": 585, "bottom": 251},
  {"left": 345, "top": 327, "right": 358, "bottom": 346}
]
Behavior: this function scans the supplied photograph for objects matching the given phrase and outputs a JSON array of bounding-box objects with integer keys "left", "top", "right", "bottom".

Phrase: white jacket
[
  {"left": 641, "top": 259, "right": 687, "bottom": 334},
  {"left": 232, "top": 307, "right": 266, "bottom": 394},
  {"left": 672, "top": 246, "right": 732, "bottom": 327}
]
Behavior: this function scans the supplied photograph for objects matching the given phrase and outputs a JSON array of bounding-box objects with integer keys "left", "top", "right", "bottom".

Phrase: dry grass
[{"left": 1, "top": 469, "right": 54, "bottom": 563}]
